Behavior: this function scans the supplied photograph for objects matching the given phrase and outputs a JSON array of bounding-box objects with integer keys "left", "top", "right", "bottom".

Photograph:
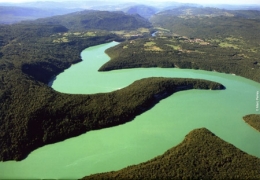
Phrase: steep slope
[
  {"left": 0, "top": 22, "right": 223, "bottom": 161},
  {"left": 99, "top": 36, "right": 260, "bottom": 83},
  {"left": 83, "top": 128, "right": 260, "bottom": 179}
]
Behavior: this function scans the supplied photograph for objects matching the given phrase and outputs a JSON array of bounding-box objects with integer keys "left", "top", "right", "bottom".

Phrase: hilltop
[
  {"left": 83, "top": 128, "right": 260, "bottom": 179},
  {"left": 23, "top": 10, "right": 152, "bottom": 31},
  {"left": 0, "top": 9, "right": 225, "bottom": 161},
  {"left": 0, "top": 4, "right": 259, "bottom": 180},
  {"left": 123, "top": 5, "right": 158, "bottom": 19}
]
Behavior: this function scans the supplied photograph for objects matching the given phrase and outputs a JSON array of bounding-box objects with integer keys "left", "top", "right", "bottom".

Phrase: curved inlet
[{"left": 1, "top": 41, "right": 260, "bottom": 179}]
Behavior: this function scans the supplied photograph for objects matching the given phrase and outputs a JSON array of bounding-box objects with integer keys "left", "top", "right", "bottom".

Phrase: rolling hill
[
  {"left": 0, "top": 6, "right": 81, "bottom": 24},
  {"left": 83, "top": 128, "right": 260, "bottom": 179},
  {"left": 23, "top": 10, "right": 152, "bottom": 31}
]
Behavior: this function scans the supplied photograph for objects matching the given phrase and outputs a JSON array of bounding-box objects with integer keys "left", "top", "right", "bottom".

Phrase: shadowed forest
[
  {"left": 0, "top": 4, "right": 260, "bottom": 179},
  {"left": 83, "top": 128, "right": 260, "bottom": 180}
]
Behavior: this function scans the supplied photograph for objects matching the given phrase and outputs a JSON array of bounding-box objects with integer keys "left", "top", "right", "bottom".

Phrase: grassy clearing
[
  {"left": 73, "top": 32, "right": 81, "bottom": 36},
  {"left": 137, "top": 28, "right": 150, "bottom": 33},
  {"left": 154, "top": 27, "right": 171, "bottom": 32},
  {"left": 219, "top": 42, "right": 239, "bottom": 49},
  {"left": 144, "top": 41, "right": 163, "bottom": 51},
  {"left": 111, "top": 30, "right": 125, "bottom": 35},
  {"left": 84, "top": 32, "right": 96, "bottom": 36},
  {"left": 249, "top": 48, "right": 258, "bottom": 53},
  {"left": 53, "top": 37, "right": 69, "bottom": 43},
  {"left": 166, "top": 44, "right": 181, "bottom": 50},
  {"left": 209, "top": 37, "right": 244, "bottom": 50},
  {"left": 144, "top": 41, "right": 156, "bottom": 47},
  {"left": 207, "top": 38, "right": 221, "bottom": 43},
  {"left": 111, "top": 28, "right": 150, "bottom": 38},
  {"left": 226, "top": 37, "right": 240, "bottom": 41},
  {"left": 145, "top": 46, "right": 163, "bottom": 51}
]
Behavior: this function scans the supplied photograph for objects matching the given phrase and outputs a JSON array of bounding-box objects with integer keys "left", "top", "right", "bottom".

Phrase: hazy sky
[{"left": 0, "top": 0, "right": 259, "bottom": 5}]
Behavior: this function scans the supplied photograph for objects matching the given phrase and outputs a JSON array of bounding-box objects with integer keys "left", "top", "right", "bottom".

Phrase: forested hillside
[
  {"left": 0, "top": 23, "right": 119, "bottom": 160},
  {"left": 0, "top": 5, "right": 259, "bottom": 180},
  {"left": 0, "top": 10, "right": 225, "bottom": 161},
  {"left": 83, "top": 128, "right": 260, "bottom": 180},
  {"left": 23, "top": 10, "right": 152, "bottom": 31},
  {"left": 97, "top": 8, "right": 260, "bottom": 83},
  {"left": 150, "top": 7, "right": 260, "bottom": 40},
  {"left": 100, "top": 35, "right": 260, "bottom": 83}
]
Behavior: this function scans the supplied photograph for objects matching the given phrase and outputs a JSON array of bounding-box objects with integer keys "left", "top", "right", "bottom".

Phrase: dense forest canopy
[
  {"left": 0, "top": 8, "right": 226, "bottom": 161},
  {"left": 98, "top": 7, "right": 260, "bottom": 82},
  {"left": 83, "top": 128, "right": 260, "bottom": 180},
  {"left": 0, "top": 4, "right": 260, "bottom": 179}
]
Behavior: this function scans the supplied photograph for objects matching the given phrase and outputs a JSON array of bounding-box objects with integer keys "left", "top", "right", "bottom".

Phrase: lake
[{"left": 1, "top": 41, "right": 260, "bottom": 179}]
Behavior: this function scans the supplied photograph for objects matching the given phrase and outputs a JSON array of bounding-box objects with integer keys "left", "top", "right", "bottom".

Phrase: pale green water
[{"left": 1, "top": 41, "right": 260, "bottom": 179}]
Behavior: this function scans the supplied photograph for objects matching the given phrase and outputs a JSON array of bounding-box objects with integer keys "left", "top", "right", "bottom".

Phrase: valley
[{"left": 0, "top": 3, "right": 260, "bottom": 179}]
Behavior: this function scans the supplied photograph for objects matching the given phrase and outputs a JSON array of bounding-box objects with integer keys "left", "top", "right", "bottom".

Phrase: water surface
[{"left": 1, "top": 41, "right": 260, "bottom": 179}]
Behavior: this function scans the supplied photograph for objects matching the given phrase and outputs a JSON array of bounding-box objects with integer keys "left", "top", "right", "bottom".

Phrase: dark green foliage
[
  {"left": 23, "top": 10, "right": 152, "bottom": 32},
  {"left": 0, "top": 75, "right": 223, "bottom": 161},
  {"left": 0, "top": 23, "right": 121, "bottom": 160},
  {"left": 0, "top": 24, "right": 121, "bottom": 83},
  {"left": 0, "top": 8, "right": 259, "bottom": 175},
  {"left": 0, "top": 19, "right": 224, "bottom": 161},
  {"left": 83, "top": 128, "right": 260, "bottom": 180},
  {"left": 243, "top": 114, "right": 260, "bottom": 132},
  {"left": 0, "top": 7, "right": 152, "bottom": 161},
  {"left": 100, "top": 34, "right": 260, "bottom": 83}
]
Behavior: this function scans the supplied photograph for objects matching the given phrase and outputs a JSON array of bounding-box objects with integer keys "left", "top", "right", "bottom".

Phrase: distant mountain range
[
  {"left": 123, "top": 5, "right": 158, "bottom": 19},
  {"left": 22, "top": 10, "right": 152, "bottom": 31},
  {"left": 155, "top": 6, "right": 260, "bottom": 18},
  {"left": 1, "top": 1, "right": 259, "bottom": 24},
  {"left": 0, "top": 6, "right": 81, "bottom": 24}
]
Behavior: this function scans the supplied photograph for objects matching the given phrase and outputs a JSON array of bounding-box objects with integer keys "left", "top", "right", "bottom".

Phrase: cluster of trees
[
  {"left": 1, "top": 7, "right": 259, "bottom": 180},
  {"left": 83, "top": 128, "right": 260, "bottom": 179},
  {"left": 100, "top": 34, "right": 260, "bottom": 83},
  {"left": 0, "top": 68, "right": 223, "bottom": 160},
  {"left": 0, "top": 24, "right": 122, "bottom": 83},
  {"left": 0, "top": 22, "right": 123, "bottom": 160},
  {"left": 243, "top": 114, "right": 260, "bottom": 132},
  {"left": 0, "top": 22, "right": 224, "bottom": 161}
]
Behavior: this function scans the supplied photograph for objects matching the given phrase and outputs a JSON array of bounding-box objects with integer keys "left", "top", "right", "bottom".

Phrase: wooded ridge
[
  {"left": 0, "top": 9, "right": 259, "bottom": 180},
  {"left": 83, "top": 128, "right": 260, "bottom": 180}
]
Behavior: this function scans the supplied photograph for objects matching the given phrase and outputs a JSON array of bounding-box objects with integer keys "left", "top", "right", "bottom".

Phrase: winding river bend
[{"left": 1, "top": 41, "right": 260, "bottom": 179}]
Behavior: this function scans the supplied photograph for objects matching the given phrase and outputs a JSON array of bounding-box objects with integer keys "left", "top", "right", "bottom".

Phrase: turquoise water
[{"left": 1, "top": 41, "right": 260, "bottom": 179}]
